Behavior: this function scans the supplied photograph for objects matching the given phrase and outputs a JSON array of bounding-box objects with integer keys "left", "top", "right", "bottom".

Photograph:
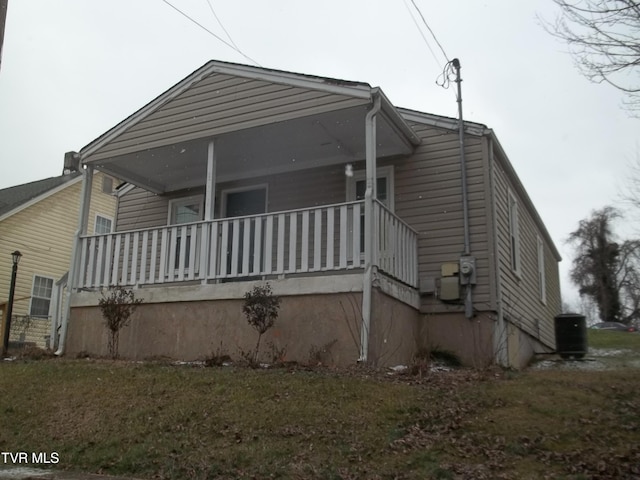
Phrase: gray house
[{"left": 58, "top": 60, "right": 561, "bottom": 368}]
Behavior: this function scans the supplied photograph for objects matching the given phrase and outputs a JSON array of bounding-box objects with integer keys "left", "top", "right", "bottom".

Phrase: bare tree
[
  {"left": 543, "top": 0, "right": 640, "bottom": 114},
  {"left": 568, "top": 206, "right": 623, "bottom": 322}
]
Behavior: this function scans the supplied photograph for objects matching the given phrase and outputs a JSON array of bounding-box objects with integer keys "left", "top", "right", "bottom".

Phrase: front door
[{"left": 223, "top": 187, "right": 267, "bottom": 277}]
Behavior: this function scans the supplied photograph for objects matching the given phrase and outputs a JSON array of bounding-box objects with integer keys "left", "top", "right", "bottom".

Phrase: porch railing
[{"left": 76, "top": 200, "right": 418, "bottom": 290}]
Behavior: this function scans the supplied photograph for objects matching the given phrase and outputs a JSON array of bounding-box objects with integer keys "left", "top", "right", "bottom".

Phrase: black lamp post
[{"left": 2, "top": 250, "right": 22, "bottom": 357}]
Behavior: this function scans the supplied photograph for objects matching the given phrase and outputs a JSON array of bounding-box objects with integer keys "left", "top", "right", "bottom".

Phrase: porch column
[
  {"left": 201, "top": 140, "right": 216, "bottom": 283},
  {"left": 56, "top": 163, "right": 93, "bottom": 355},
  {"left": 205, "top": 140, "right": 217, "bottom": 221},
  {"left": 360, "top": 94, "right": 381, "bottom": 363}
]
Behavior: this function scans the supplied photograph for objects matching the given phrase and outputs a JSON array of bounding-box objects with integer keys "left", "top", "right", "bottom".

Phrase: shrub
[
  {"left": 242, "top": 283, "right": 281, "bottom": 364},
  {"left": 98, "top": 286, "right": 143, "bottom": 359}
]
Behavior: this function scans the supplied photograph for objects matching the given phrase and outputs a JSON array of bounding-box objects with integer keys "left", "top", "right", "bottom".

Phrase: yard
[{"left": 0, "top": 330, "right": 639, "bottom": 480}]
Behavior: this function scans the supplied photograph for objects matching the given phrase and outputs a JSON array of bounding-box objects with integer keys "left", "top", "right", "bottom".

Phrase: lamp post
[{"left": 2, "top": 250, "right": 22, "bottom": 357}]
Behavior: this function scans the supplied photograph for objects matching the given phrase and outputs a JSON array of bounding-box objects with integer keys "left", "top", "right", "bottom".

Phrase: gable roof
[
  {"left": 0, "top": 172, "right": 82, "bottom": 221},
  {"left": 79, "top": 59, "right": 420, "bottom": 164}
]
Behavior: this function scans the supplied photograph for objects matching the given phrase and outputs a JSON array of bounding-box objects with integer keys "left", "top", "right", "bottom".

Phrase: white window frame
[
  {"left": 94, "top": 214, "right": 113, "bottom": 235},
  {"left": 346, "top": 165, "right": 395, "bottom": 211},
  {"left": 29, "top": 274, "right": 55, "bottom": 318},
  {"left": 507, "top": 189, "right": 521, "bottom": 276},
  {"left": 166, "top": 195, "right": 205, "bottom": 276},
  {"left": 537, "top": 235, "right": 547, "bottom": 305},
  {"left": 167, "top": 195, "right": 205, "bottom": 225}
]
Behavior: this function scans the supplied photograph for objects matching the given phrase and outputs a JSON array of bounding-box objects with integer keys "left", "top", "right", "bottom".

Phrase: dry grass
[{"left": 1, "top": 333, "right": 639, "bottom": 480}]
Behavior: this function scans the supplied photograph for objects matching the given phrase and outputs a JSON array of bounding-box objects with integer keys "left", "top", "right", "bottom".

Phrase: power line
[
  {"left": 403, "top": 0, "right": 442, "bottom": 69},
  {"left": 408, "top": 0, "right": 450, "bottom": 64},
  {"left": 160, "top": 0, "right": 261, "bottom": 66},
  {"left": 204, "top": 0, "right": 239, "bottom": 52}
]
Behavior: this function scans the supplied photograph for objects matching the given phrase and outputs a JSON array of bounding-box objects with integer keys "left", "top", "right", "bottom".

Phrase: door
[{"left": 223, "top": 187, "right": 267, "bottom": 276}]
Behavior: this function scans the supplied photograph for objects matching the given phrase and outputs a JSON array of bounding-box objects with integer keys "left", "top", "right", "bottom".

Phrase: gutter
[
  {"left": 55, "top": 167, "right": 94, "bottom": 356},
  {"left": 359, "top": 92, "right": 382, "bottom": 363}
]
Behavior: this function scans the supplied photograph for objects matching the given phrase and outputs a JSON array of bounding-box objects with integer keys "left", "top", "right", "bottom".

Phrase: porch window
[
  {"left": 168, "top": 195, "right": 204, "bottom": 271},
  {"left": 347, "top": 166, "right": 394, "bottom": 253},
  {"left": 29, "top": 275, "right": 54, "bottom": 318}
]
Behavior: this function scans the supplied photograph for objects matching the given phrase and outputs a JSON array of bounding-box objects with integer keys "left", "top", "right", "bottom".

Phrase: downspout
[
  {"left": 487, "top": 135, "right": 508, "bottom": 366},
  {"left": 359, "top": 92, "right": 381, "bottom": 363},
  {"left": 452, "top": 59, "right": 474, "bottom": 319},
  {"left": 56, "top": 164, "right": 93, "bottom": 356}
]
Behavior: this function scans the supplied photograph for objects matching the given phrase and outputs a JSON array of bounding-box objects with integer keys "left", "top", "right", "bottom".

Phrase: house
[
  {"left": 58, "top": 60, "right": 561, "bottom": 368},
  {"left": 0, "top": 162, "right": 117, "bottom": 349}
]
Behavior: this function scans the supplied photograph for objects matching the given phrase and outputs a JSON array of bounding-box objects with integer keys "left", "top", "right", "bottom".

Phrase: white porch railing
[{"left": 76, "top": 200, "right": 419, "bottom": 289}]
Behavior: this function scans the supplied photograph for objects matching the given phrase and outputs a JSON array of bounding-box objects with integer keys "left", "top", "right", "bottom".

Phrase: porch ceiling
[{"left": 89, "top": 105, "right": 416, "bottom": 194}]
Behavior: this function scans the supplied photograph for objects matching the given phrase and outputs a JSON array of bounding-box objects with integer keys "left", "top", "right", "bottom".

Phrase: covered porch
[{"left": 61, "top": 61, "right": 423, "bottom": 363}]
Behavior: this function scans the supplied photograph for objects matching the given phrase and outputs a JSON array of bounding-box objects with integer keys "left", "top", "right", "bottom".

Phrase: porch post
[
  {"left": 360, "top": 93, "right": 381, "bottom": 363},
  {"left": 201, "top": 140, "right": 216, "bottom": 283},
  {"left": 56, "top": 163, "right": 93, "bottom": 355},
  {"left": 205, "top": 140, "right": 216, "bottom": 221}
]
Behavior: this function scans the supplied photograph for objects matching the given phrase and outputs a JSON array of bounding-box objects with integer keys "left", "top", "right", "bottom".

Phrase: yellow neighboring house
[{"left": 0, "top": 161, "right": 117, "bottom": 348}]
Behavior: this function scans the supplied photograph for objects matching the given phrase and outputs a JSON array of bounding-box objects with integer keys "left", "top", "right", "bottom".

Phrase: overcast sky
[{"left": 0, "top": 0, "right": 638, "bottom": 305}]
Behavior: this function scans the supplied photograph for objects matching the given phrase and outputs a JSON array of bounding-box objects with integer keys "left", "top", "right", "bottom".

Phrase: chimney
[{"left": 63, "top": 151, "right": 80, "bottom": 174}]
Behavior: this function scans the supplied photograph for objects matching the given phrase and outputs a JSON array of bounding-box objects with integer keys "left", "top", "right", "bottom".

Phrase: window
[
  {"left": 346, "top": 166, "right": 395, "bottom": 254},
  {"left": 508, "top": 189, "right": 521, "bottom": 275},
  {"left": 537, "top": 236, "right": 547, "bottom": 304},
  {"left": 30, "top": 276, "right": 54, "bottom": 317},
  {"left": 167, "top": 196, "right": 204, "bottom": 272},
  {"left": 95, "top": 215, "right": 113, "bottom": 234},
  {"left": 347, "top": 166, "right": 395, "bottom": 211}
]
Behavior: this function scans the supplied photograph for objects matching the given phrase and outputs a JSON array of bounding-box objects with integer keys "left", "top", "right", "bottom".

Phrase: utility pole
[{"left": 451, "top": 58, "right": 475, "bottom": 319}]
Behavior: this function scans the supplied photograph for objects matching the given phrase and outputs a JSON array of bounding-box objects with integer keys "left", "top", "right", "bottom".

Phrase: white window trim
[
  {"left": 28, "top": 274, "right": 55, "bottom": 318},
  {"left": 94, "top": 214, "right": 113, "bottom": 234},
  {"left": 167, "top": 195, "right": 205, "bottom": 225},
  {"left": 346, "top": 165, "right": 395, "bottom": 211},
  {"left": 537, "top": 235, "right": 547, "bottom": 305},
  {"left": 220, "top": 184, "right": 269, "bottom": 218},
  {"left": 507, "top": 188, "right": 521, "bottom": 277}
]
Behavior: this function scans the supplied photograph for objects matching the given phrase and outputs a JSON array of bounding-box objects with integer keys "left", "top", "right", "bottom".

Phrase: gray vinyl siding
[
  {"left": 116, "top": 164, "right": 348, "bottom": 232},
  {"left": 88, "top": 73, "right": 368, "bottom": 162},
  {"left": 492, "top": 151, "right": 560, "bottom": 348},
  {"left": 395, "top": 122, "right": 491, "bottom": 312}
]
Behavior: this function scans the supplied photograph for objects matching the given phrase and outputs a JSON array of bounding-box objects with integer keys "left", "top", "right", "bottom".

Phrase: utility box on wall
[{"left": 439, "top": 263, "right": 460, "bottom": 301}]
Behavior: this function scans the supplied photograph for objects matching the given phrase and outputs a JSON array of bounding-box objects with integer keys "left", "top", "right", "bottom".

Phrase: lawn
[{"left": 1, "top": 332, "right": 639, "bottom": 480}]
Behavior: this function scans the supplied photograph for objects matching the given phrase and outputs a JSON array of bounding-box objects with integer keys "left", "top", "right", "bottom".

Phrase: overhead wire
[
  {"left": 160, "top": 0, "right": 261, "bottom": 66},
  {"left": 204, "top": 0, "right": 240, "bottom": 52},
  {"left": 403, "top": 0, "right": 442, "bottom": 70},
  {"left": 408, "top": 0, "right": 450, "bottom": 64}
]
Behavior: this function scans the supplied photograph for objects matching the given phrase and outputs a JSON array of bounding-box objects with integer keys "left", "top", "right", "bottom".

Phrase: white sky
[{"left": 0, "top": 0, "right": 638, "bottom": 305}]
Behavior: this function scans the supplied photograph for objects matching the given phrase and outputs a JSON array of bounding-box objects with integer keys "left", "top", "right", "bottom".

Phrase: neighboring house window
[
  {"left": 537, "top": 236, "right": 547, "bottom": 304},
  {"left": 508, "top": 189, "right": 521, "bottom": 275},
  {"left": 30, "top": 276, "right": 54, "bottom": 318},
  {"left": 95, "top": 215, "right": 113, "bottom": 234}
]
